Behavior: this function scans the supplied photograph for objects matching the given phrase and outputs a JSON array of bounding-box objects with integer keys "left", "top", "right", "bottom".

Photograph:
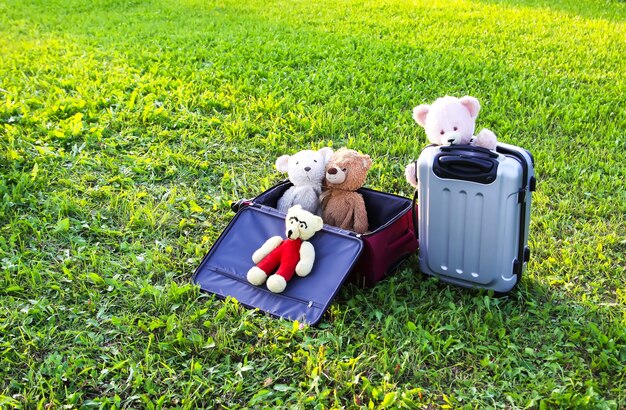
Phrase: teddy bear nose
[
  {"left": 304, "top": 166, "right": 311, "bottom": 172},
  {"left": 327, "top": 168, "right": 337, "bottom": 175}
]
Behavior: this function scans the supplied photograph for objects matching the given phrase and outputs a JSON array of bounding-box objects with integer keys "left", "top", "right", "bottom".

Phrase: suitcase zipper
[
  {"left": 496, "top": 144, "right": 534, "bottom": 285},
  {"left": 208, "top": 266, "right": 322, "bottom": 309}
]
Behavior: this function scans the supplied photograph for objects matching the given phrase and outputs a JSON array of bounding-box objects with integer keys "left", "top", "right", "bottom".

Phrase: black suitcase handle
[
  {"left": 438, "top": 156, "right": 493, "bottom": 172},
  {"left": 439, "top": 144, "right": 499, "bottom": 158},
  {"left": 434, "top": 145, "right": 499, "bottom": 184},
  {"left": 438, "top": 156, "right": 495, "bottom": 176}
]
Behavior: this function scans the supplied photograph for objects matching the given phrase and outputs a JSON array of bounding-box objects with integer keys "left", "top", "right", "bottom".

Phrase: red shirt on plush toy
[{"left": 247, "top": 205, "right": 324, "bottom": 293}]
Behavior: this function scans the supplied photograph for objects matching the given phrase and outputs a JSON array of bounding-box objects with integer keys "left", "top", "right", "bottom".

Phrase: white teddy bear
[
  {"left": 275, "top": 147, "right": 333, "bottom": 215},
  {"left": 405, "top": 95, "right": 498, "bottom": 187}
]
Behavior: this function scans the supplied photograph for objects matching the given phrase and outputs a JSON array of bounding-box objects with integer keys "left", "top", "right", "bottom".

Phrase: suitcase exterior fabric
[
  {"left": 352, "top": 189, "right": 418, "bottom": 287},
  {"left": 416, "top": 143, "right": 535, "bottom": 293}
]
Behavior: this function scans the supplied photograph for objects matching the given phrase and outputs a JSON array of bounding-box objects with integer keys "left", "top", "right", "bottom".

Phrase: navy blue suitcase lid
[{"left": 192, "top": 204, "right": 364, "bottom": 325}]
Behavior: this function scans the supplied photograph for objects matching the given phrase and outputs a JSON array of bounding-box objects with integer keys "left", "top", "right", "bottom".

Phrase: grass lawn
[{"left": 1, "top": 0, "right": 625, "bottom": 408}]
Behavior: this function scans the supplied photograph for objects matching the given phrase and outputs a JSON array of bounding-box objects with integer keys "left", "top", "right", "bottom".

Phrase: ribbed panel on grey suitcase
[{"left": 416, "top": 143, "right": 534, "bottom": 293}]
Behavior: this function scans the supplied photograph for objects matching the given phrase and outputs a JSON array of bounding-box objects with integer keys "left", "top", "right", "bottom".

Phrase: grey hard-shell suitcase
[{"left": 416, "top": 143, "right": 535, "bottom": 293}]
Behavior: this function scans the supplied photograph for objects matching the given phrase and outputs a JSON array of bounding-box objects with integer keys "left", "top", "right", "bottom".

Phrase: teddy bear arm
[
  {"left": 322, "top": 194, "right": 343, "bottom": 225},
  {"left": 321, "top": 196, "right": 336, "bottom": 224},
  {"left": 276, "top": 187, "right": 298, "bottom": 213},
  {"left": 405, "top": 162, "right": 418, "bottom": 188},
  {"left": 293, "top": 186, "right": 322, "bottom": 215},
  {"left": 336, "top": 206, "right": 356, "bottom": 231},
  {"left": 252, "top": 236, "right": 283, "bottom": 264},
  {"left": 473, "top": 128, "right": 498, "bottom": 150},
  {"left": 295, "top": 241, "right": 315, "bottom": 277},
  {"left": 279, "top": 186, "right": 320, "bottom": 215},
  {"left": 351, "top": 195, "right": 368, "bottom": 234},
  {"left": 335, "top": 193, "right": 366, "bottom": 232}
]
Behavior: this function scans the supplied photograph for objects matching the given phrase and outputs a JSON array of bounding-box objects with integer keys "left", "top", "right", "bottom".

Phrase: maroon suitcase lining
[{"left": 248, "top": 181, "right": 418, "bottom": 287}]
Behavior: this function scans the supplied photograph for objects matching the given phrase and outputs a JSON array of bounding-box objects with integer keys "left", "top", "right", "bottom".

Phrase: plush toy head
[
  {"left": 324, "top": 148, "right": 372, "bottom": 191},
  {"left": 285, "top": 204, "right": 323, "bottom": 241},
  {"left": 412, "top": 95, "right": 480, "bottom": 146},
  {"left": 276, "top": 148, "right": 333, "bottom": 187}
]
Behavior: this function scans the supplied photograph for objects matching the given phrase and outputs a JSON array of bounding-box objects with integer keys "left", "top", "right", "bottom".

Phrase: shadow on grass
[{"left": 331, "top": 259, "right": 625, "bottom": 405}]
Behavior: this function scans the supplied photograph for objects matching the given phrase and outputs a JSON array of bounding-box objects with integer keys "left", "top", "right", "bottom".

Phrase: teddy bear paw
[
  {"left": 405, "top": 162, "right": 418, "bottom": 188},
  {"left": 266, "top": 275, "right": 287, "bottom": 293},
  {"left": 247, "top": 267, "right": 268, "bottom": 286},
  {"left": 473, "top": 129, "right": 498, "bottom": 150}
]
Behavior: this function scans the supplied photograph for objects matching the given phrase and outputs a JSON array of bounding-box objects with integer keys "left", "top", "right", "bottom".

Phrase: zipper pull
[{"left": 230, "top": 199, "right": 253, "bottom": 213}]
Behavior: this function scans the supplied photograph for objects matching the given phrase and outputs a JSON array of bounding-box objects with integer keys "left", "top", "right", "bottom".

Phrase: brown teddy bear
[{"left": 320, "top": 148, "right": 372, "bottom": 234}]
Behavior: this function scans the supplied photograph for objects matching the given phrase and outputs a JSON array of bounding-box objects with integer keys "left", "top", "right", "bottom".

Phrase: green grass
[{"left": 1, "top": 0, "right": 625, "bottom": 408}]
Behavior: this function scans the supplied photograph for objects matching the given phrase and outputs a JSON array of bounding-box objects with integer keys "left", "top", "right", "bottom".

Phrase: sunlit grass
[{"left": 1, "top": 0, "right": 625, "bottom": 407}]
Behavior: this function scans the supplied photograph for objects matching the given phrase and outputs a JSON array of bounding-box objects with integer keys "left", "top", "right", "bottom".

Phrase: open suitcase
[
  {"left": 192, "top": 181, "right": 418, "bottom": 324},
  {"left": 416, "top": 143, "right": 535, "bottom": 293}
]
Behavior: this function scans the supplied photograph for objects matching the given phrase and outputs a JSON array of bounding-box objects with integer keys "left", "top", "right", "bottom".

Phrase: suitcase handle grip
[
  {"left": 438, "top": 156, "right": 493, "bottom": 173},
  {"left": 434, "top": 155, "right": 498, "bottom": 183},
  {"left": 440, "top": 144, "right": 499, "bottom": 158}
]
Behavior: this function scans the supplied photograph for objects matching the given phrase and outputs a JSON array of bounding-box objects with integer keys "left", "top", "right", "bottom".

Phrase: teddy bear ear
[
  {"left": 275, "top": 155, "right": 290, "bottom": 172},
  {"left": 458, "top": 96, "right": 481, "bottom": 118},
  {"left": 318, "top": 147, "right": 334, "bottom": 164},
  {"left": 412, "top": 104, "right": 430, "bottom": 127},
  {"left": 312, "top": 215, "right": 324, "bottom": 231},
  {"left": 361, "top": 154, "right": 372, "bottom": 169}
]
